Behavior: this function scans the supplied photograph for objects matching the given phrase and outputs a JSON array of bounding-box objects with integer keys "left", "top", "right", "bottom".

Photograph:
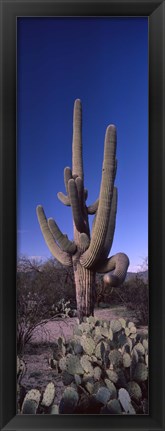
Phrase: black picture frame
[{"left": 0, "top": 0, "right": 164, "bottom": 430}]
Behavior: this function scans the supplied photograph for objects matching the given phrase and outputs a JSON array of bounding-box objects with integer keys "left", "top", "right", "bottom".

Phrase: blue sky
[{"left": 17, "top": 17, "right": 148, "bottom": 272}]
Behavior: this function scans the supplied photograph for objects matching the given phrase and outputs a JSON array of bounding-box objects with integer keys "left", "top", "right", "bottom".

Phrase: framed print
[{"left": 0, "top": 1, "right": 165, "bottom": 431}]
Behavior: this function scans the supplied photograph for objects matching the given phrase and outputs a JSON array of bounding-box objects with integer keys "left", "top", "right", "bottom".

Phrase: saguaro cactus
[{"left": 36, "top": 99, "right": 129, "bottom": 322}]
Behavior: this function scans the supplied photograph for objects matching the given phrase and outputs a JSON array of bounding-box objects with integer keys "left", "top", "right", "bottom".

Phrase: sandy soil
[{"left": 19, "top": 306, "right": 148, "bottom": 407}]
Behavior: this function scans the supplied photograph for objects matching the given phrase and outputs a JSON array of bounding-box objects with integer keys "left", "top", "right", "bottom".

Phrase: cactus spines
[{"left": 37, "top": 99, "right": 129, "bottom": 321}]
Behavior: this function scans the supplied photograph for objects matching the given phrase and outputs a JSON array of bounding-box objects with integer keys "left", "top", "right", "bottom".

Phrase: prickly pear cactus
[
  {"left": 41, "top": 382, "right": 55, "bottom": 407},
  {"left": 19, "top": 317, "right": 148, "bottom": 415}
]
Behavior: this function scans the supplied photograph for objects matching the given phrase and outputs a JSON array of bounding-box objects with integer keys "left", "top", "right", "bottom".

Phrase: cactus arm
[
  {"left": 80, "top": 125, "right": 116, "bottom": 269},
  {"left": 96, "top": 253, "right": 129, "bottom": 286},
  {"left": 72, "top": 99, "right": 84, "bottom": 181},
  {"left": 68, "top": 178, "right": 86, "bottom": 233},
  {"left": 36, "top": 205, "right": 72, "bottom": 266},
  {"left": 87, "top": 198, "right": 99, "bottom": 215},
  {"left": 57, "top": 192, "right": 70, "bottom": 206},
  {"left": 75, "top": 176, "right": 84, "bottom": 204},
  {"left": 48, "top": 218, "right": 77, "bottom": 254},
  {"left": 79, "top": 233, "right": 90, "bottom": 252},
  {"left": 64, "top": 167, "right": 72, "bottom": 194},
  {"left": 101, "top": 186, "right": 118, "bottom": 260},
  {"left": 57, "top": 167, "right": 72, "bottom": 207}
]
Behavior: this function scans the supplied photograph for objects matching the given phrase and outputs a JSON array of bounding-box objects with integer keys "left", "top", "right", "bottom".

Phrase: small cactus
[
  {"left": 81, "top": 336, "right": 95, "bottom": 356},
  {"left": 41, "top": 382, "right": 55, "bottom": 407},
  {"left": 127, "top": 381, "right": 142, "bottom": 401},
  {"left": 109, "top": 350, "right": 122, "bottom": 367},
  {"left": 21, "top": 399, "right": 38, "bottom": 414},
  {"left": 123, "top": 352, "right": 132, "bottom": 368},
  {"left": 21, "top": 389, "right": 41, "bottom": 414},
  {"left": 106, "top": 369, "right": 118, "bottom": 383},
  {"left": 59, "top": 387, "right": 79, "bottom": 414},
  {"left": 133, "top": 363, "right": 148, "bottom": 382},
  {"left": 66, "top": 354, "right": 84, "bottom": 375},
  {"left": 95, "top": 387, "right": 111, "bottom": 405},
  {"left": 118, "top": 388, "right": 136, "bottom": 414},
  {"left": 104, "top": 379, "right": 117, "bottom": 398},
  {"left": 110, "top": 319, "right": 122, "bottom": 333},
  {"left": 80, "top": 355, "right": 94, "bottom": 374}
]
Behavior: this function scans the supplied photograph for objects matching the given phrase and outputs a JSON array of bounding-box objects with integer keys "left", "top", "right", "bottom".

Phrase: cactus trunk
[{"left": 73, "top": 261, "right": 95, "bottom": 322}]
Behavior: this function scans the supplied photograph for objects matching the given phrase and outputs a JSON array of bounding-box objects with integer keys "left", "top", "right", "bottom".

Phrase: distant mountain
[{"left": 126, "top": 270, "right": 148, "bottom": 282}]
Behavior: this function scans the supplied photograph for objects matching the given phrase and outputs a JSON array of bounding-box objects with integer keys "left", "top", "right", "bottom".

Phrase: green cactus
[
  {"left": 36, "top": 99, "right": 129, "bottom": 322},
  {"left": 21, "top": 389, "right": 41, "bottom": 414},
  {"left": 65, "top": 354, "right": 84, "bottom": 376},
  {"left": 21, "top": 399, "right": 38, "bottom": 414},
  {"left": 104, "top": 379, "right": 117, "bottom": 398},
  {"left": 133, "top": 363, "right": 148, "bottom": 382},
  {"left": 80, "top": 335, "right": 95, "bottom": 356},
  {"left": 41, "top": 382, "right": 55, "bottom": 407},
  {"left": 59, "top": 386, "right": 79, "bottom": 414},
  {"left": 18, "top": 315, "right": 148, "bottom": 415},
  {"left": 127, "top": 381, "right": 142, "bottom": 401},
  {"left": 109, "top": 350, "right": 123, "bottom": 367},
  {"left": 118, "top": 388, "right": 136, "bottom": 414},
  {"left": 80, "top": 355, "right": 94, "bottom": 374}
]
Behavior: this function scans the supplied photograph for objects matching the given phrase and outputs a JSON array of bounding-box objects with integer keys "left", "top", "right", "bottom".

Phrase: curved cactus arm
[
  {"left": 96, "top": 253, "right": 129, "bottom": 286},
  {"left": 80, "top": 125, "right": 116, "bottom": 269},
  {"left": 87, "top": 198, "right": 99, "bottom": 215},
  {"left": 64, "top": 167, "right": 72, "bottom": 194},
  {"left": 48, "top": 218, "right": 77, "bottom": 254},
  {"left": 101, "top": 186, "right": 118, "bottom": 260},
  {"left": 79, "top": 233, "right": 90, "bottom": 252},
  {"left": 68, "top": 178, "right": 86, "bottom": 233},
  {"left": 72, "top": 99, "right": 84, "bottom": 181},
  {"left": 36, "top": 205, "right": 72, "bottom": 266},
  {"left": 57, "top": 192, "right": 70, "bottom": 206}
]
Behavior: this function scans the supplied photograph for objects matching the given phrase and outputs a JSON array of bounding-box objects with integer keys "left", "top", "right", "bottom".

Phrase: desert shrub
[
  {"left": 96, "top": 272, "right": 149, "bottom": 326},
  {"left": 17, "top": 256, "right": 76, "bottom": 353},
  {"left": 18, "top": 316, "right": 148, "bottom": 415},
  {"left": 116, "top": 276, "right": 149, "bottom": 326}
]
